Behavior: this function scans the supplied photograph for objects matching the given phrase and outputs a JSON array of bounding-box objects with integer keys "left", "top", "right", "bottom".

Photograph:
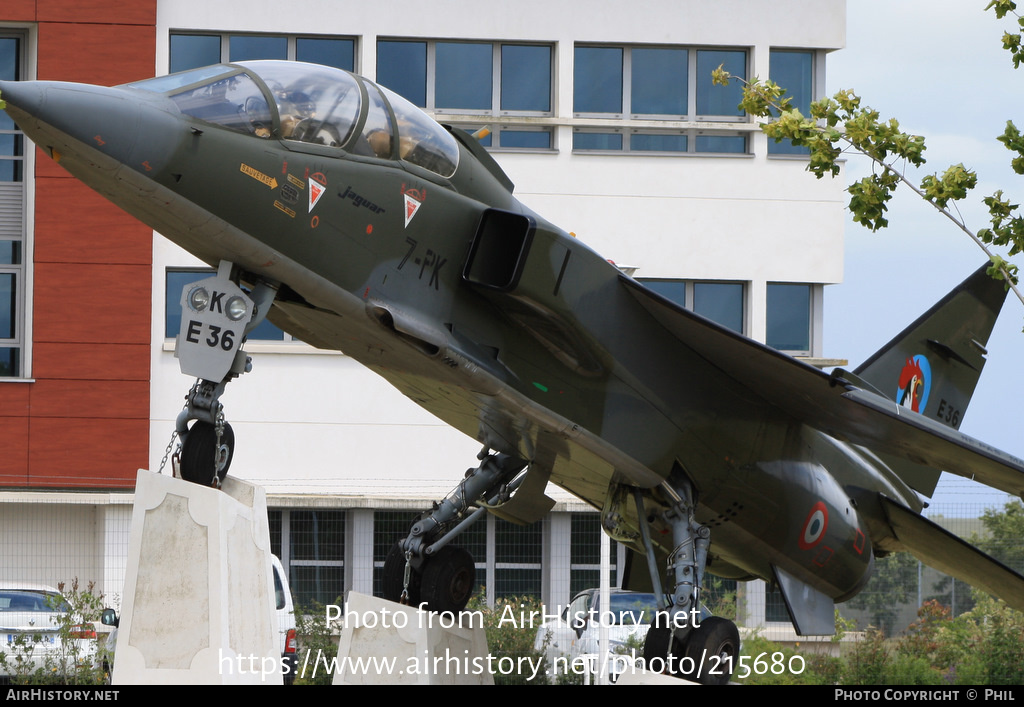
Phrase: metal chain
[
  {"left": 212, "top": 403, "right": 226, "bottom": 488},
  {"left": 157, "top": 429, "right": 179, "bottom": 475}
]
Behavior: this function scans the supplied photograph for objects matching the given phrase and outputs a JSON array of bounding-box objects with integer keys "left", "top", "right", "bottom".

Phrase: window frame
[
  {"left": 766, "top": 282, "right": 815, "bottom": 356},
  {"left": 0, "top": 28, "right": 30, "bottom": 379},
  {"left": 572, "top": 43, "right": 749, "bottom": 122},
  {"left": 169, "top": 31, "right": 358, "bottom": 73},
  {"left": 638, "top": 278, "right": 747, "bottom": 336},
  {"left": 376, "top": 38, "right": 555, "bottom": 152},
  {"left": 572, "top": 127, "right": 750, "bottom": 155},
  {"left": 376, "top": 38, "right": 554, "bottom": 119},
  {"left": 767, "top": 48, "right": 817, "bottom": 157}
]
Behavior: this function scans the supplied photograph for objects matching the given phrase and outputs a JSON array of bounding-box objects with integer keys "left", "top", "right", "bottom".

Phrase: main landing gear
[
  {"left": 382, "top": 448, "right": 527, "bottom": 613},
  {"left": 627, "top": 476, "right": 740, "bottom": 685},
  {"left": 165, "top": 261, "right": 278, "bottom": 488}
]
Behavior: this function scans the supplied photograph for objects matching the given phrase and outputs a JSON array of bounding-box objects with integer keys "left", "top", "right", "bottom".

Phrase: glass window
[
  {"left": 494, "top": 518, "right": 543, "bottom": 600},
  {"left": 0, "top": 272, "right": 14, "bottom": 339},
  {"left": 767, "top": 283, "right": 811, "bottom": 352},
  {"left": 769, "top": 50, "right": 813, "bottom": 155},
  {"left": 570, "top": 513, "right": 618, "bottom": 596},
  {"left": 498, "top": 130, "right": 550, "bottom": 149},
  {"left": 573, "top": 132, "right": 622, "bottom": 150},
  {"left": 638, "top": 279, "right": 745, "bottom": 334},
  {"left": 640, "top": 279, "right": 686, "bottom": 306},
  {"left": 435, "top": 42, "right": 492, "bottom": 110},
  {"left": 229, "top": 35, "right": 287, "bottom": 62},
  {"left": 631, "top": 48, "right": 687, "bottom": 116},
  {"left": 632, "top": 133, "right": 687, "bottom": 152},
  {"left": 377, "top": 40, "right": 552, "bottom": 118},
  {"left": 695, "top": 134, "right": 747, "bottom": 153},
  {"left": 169, "top": 34, "right": 221, "bottom": 73},
  {"left": 500, "top": 45, "right": 551, "bottom": 112},
  {"left": 287, "top": 510, "right": 345, "bottom": 606},
  {"left": 574, "top": 46, "right": 623, "bottom": 114},
  {"left": 296, "top": 37, "right": 355, "bottom": 71},
  {"left": 0, "top": 33, "right": 24, "bottom": 377},
  {"left": 696, "top": 49, "right": 745, "bottom": 117},
  {"left": 169, "top": 32, "right": 358, "bottom": 75},
  {"left": 694, "top": 282, "right": 744, "bottom": 333},
  {"left": 376, "top": 40, "right": 427, "bottom": 107},
  {"left": 575, "top": 44, "right": 746, "bottom": 120}
]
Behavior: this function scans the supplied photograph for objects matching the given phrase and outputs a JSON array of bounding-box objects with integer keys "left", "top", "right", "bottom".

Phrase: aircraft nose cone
[
  {"left": 0, "top": 80, "right": 45, "bottom": 119},
  {"left": 0, "top": 79, "right": 183, "bottom": 178}
]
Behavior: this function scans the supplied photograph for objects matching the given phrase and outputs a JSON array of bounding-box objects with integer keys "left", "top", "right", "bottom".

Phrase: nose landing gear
[{"left": 166, "top": 261, "right": 277, "bottom": 488}]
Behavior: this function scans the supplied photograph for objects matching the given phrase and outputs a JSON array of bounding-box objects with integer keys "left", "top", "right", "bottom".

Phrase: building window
[
  {"left": 573, "top": 45, "right": 746, "bottom": 120},
  {"left": 640, "top": 279, "right": 745, "bottom": 334},
  {"left": 169, "top": 33, "right": 356, "bottom": 73},
  {"left": 766, "top": 283, "right": 812, "bottom": 354},
  {"left": 376, "top": 39, "right": 553, "bottom": 150},
  {"left": 569, "top": 513, "right": 618, "bottom": 596},
  {"left": 164, "top": 269, "right": 289, "bottom": 341},
  {"left": 768, "top": 50, "right": 814, "bottom": 156},
  {"left": 270, "top": 509, "right": 346, "bottom": 606},
  {"left": 573, "top": 129, "right": 747, "bottom": 154},
  {"left": 494, "top": 517, "right": 543, "bottom": 599},
  {"left": 0, "top": 32, "right": 25, "bottom": 377},
  {"left": 378, "top": 39, "right": 552, "bottom": 115}
]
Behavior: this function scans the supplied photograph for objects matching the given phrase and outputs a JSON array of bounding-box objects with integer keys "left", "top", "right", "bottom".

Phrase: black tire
[
  {"left": 179, "top": 421, "right": 234, "bottom": 486},
  {"left": 681, "top": 616, "right": 740, "bottom": 685},
  {"left": 382, "top": 541, "right": 421, "bottom": 606},
  {"left": 420, "top": 545, "right": 475, "bottom": 615},
  {"left": 642, "top": 618, "right": 686, "bottom": 674}
]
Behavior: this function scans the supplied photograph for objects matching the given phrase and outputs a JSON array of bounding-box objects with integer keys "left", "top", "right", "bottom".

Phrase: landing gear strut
[
  {"left": 168, "top": 261, "right": 277, "bottom": 488},
  {"left": 382, "top": 448, "right": 527, "bottom": 613},
  {"left": 632, "top": 474, "right": 739, "bottom": 685}
]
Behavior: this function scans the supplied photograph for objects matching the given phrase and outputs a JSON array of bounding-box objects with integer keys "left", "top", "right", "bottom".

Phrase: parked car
[
  {"left": 270, "top": 555, "right": 298, "bottom": 685},
  {"left": 100, "top": 555, "right": 296, "bottom": 684},
  {"left": 534, "top": 589, "right": 659, "bottom": 677},
  {"left": 0, "top": 583, "right": 98, "bottom": 682}
]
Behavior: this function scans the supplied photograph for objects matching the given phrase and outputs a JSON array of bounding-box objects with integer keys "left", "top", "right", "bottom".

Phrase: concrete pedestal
[
  {"left": 111, "top": 469, "right": 280, "bottom": 684},
  {"left": 332, "top": 593, "right": 493, "bottom": 685}
]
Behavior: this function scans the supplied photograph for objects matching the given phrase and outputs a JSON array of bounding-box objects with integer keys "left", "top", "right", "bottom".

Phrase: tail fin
[{"left": 851, "top": 264, "right": 1008, "bottom": 496}]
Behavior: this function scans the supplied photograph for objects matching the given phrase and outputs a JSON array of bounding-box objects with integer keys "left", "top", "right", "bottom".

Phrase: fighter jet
[{"left": 4, "top": 60, "right": 1024, "bottom": 684}]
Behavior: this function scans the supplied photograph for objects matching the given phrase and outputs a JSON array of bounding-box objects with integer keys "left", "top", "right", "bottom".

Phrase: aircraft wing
[
  {"left": 880, "top": 495, "right": 1024, "bottom": 613},
  {"left": 621, "top": 277, "right": 1024, "bottom": 499}
]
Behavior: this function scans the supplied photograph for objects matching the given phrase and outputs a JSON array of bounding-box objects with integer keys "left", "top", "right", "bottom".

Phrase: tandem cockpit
[{"left": 127, "top": 59, "right": 460, "bottom": 178}]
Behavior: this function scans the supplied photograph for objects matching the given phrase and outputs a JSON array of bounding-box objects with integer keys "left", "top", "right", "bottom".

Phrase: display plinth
[{"left": 111, "top": 469, "right": 280, "bottom": 685}]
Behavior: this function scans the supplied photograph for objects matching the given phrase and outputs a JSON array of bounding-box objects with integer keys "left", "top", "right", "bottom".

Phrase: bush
[
  {"left": 0, "top": 579, "right": 108, "bottom": 685},
  {"left": 291, "top": 599, "right": 342, "bottom": 685}
]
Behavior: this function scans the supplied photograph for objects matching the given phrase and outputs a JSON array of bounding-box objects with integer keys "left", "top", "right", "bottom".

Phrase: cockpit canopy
[{"left": 126, "top": 60, "right": 459, "bottom": 179}]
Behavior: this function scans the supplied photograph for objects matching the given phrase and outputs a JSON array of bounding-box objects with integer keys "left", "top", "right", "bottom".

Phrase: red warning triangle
[
  {"left": 404, "top": 194, "right": 422, "bottom": 227},
  {"left": 308, "top": 179, "right": 325, "bottom": 213}
]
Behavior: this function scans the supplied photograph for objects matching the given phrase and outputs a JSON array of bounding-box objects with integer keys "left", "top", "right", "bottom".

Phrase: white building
[{"left": 4, "top": 0, "right": 846, "bottom": 628}]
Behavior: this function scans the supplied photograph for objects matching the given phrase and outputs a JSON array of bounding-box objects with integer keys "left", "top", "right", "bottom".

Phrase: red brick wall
[{"left": 0, "top": 1, "right": 156, "bottom": 488}]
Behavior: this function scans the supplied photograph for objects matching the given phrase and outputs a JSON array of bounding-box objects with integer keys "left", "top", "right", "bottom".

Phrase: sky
[{"left": 823, "top": 1, "right": 1022, "bottom": 513}]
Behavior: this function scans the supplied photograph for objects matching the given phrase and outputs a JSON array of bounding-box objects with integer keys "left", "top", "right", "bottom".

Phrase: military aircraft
[{"left": 4, "top": 60, "right": 1024, "bottom": 684}]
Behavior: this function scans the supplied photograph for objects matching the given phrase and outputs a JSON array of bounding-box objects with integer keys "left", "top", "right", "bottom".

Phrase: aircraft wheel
[
  {"left": 382, "top": 541, "right": 421, "bottom": 606},
  {"left": 681, "top": 617, "right": 740, "bottom": 685},
  {"left": 420, "top": 545, "right": 475, "bottom": 615},
  {"left": 642, "top": 621, "right": 685, "bottom": 674},
  {"left": 179, "top": 421, "right": 234, "bottom": 487}
]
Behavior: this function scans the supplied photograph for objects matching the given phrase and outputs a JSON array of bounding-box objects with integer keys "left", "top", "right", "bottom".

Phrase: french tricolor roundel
[{"left": 798, "top": 502, "right": 828, "bottom": 550}]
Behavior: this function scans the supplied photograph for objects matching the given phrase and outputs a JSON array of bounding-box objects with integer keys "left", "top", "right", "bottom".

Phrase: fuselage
[{"left": 1, "top": 60, "right": 911, "bottom": 603}]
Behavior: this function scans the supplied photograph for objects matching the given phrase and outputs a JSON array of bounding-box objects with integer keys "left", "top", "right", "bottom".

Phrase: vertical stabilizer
[{"left": 852, "top": 264, "right": 1008, "bottom": 496}]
